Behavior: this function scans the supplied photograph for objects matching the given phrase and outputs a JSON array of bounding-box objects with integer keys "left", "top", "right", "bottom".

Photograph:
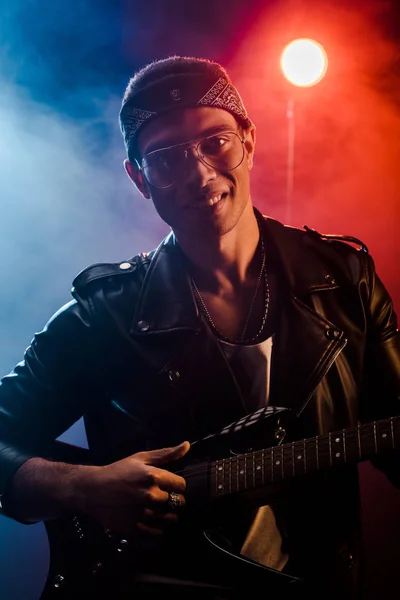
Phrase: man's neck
[{"left": 175, "top": 204, "right": 261, "bottom": 293}]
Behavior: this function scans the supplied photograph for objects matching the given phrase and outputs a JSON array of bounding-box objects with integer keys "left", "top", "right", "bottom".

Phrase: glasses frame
[{"left": 135, "top": 130, "right": 246, "bottom": 189}]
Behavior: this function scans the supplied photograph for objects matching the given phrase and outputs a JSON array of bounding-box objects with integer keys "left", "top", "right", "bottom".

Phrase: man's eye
[
  {"left": 155, "top": 152, "right": 169, "bottom": 164},
  {"left": 203, "top": 136, "right": 226, "bottom": 153},
  {"left": 148, "top": 151, "right": 170, "bottom": 168}
]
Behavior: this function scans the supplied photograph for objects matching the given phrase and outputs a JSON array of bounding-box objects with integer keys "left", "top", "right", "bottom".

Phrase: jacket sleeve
[
  {"left": 361, "top": 252, "right": 400, "bottom": 485},
  {"left": 0, "top": 298, "right": 104, "bottom": 518}
]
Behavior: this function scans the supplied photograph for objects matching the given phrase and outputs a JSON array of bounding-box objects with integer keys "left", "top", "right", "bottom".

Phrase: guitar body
[
  {"left": 39, "top": 405, "right": 400, "bottom": 598},
  {"left": 40, "top": 406, "right": 300, "bottom": 599}
]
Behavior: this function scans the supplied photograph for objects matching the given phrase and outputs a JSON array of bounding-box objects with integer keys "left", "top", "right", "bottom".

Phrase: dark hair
[{"left": 122, "top": 55, "right": 231, "bottom": 106}]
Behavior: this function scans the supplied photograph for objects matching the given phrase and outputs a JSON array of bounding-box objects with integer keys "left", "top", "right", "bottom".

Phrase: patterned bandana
[{"left": 119, "top": 72, "right": 252, "bottom": 158}]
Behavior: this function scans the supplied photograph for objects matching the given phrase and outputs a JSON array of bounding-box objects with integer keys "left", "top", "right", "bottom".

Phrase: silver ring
[{"left": 167, "top": 491, "right": 181, "bottom": 511}]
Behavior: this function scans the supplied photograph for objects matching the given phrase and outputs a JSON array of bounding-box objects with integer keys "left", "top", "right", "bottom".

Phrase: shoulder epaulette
[
  {"left": 303, "top": 225, "right": 369, "bottom": 254},
  {"left": 72, "top": 252, "right": 150, "bottom": 291}
]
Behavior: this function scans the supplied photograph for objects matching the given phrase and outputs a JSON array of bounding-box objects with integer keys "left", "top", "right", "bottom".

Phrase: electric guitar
[{"left": 39, "top": 405, "right": 400, "bottom": 599}]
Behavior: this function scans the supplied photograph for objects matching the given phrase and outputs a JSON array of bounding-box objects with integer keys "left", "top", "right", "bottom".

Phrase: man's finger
[{"left": 134, "top": 441, "right": 190, "bottom": 465}]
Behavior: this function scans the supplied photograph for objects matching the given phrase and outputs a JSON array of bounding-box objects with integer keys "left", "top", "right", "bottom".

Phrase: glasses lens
[
  {"left": 199, "top": 132, "right": 244, "bottom": 172},
  {"left": 141, "top": 131, "right": 244, "bottom": 189},
  {"left": 142, "top": 146, "right": 185, "bottom": 188}
]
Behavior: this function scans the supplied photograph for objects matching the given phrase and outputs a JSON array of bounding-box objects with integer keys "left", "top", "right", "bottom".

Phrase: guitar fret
[
  {"left": 375, "top": 420, "right": 395, "bottom": 455},
  {"left": 271, "top": 447, "right": 274, "bottom": 483},
  {"left": 218, "top": 459, "right": 224, "bottom": 495},
  {"left": 234, "top": 456, "right": 238, "bottom": 492},
  {"left": 211, "top": 415, "right": 400, "bottom": 500},
  {"left": 304, "top": 438, "right": 317, "bottom": 473},
  {"left": 344, "top": 429, "right": 357, "bottom": 464},
  {"left": 328, "top": 432, "right": 346, "bottom": 465},
  {"left": 281, "top": 444, "right": 287, "bottom": 480},
  {"left": 253, "top": 452, "right": 261, "bottom": 489},
  {"left": 215, "top": 459, "right": 228, "bottom": 496},
  {"left": 349, "top": 429, "right": 359, "bottom": 462},
  {"left": 359, "top": 423, "right": 377, "bottom": 456},
  {"left": 261, "top": 452, "right": 265, "bottom": 485},
  {"left": 343, "top": 431, "right": 346, "bottom": 462},
  {"left": 278, "top": 444, "right": 285, "bottom": 479},
  {"left": 293, "top": 440, "right": 305, "bottom": 475},
  {"left": 292, "top": 442, "right": 295, "bottom": 477}
]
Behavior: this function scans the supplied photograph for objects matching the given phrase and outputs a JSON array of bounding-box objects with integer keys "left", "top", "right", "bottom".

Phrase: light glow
[{"left": 281, "top": 38, "right": 328, "bottom": 87}]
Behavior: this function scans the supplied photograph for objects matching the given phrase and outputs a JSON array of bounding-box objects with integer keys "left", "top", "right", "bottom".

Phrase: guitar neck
[{"left": 211, "top": 415, "right": 400, "bottom": 499}]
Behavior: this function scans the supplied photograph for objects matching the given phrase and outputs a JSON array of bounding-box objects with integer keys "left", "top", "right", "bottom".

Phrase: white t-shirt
[{"left": 219, "top": 335, "right": 289, "bottom": 572}]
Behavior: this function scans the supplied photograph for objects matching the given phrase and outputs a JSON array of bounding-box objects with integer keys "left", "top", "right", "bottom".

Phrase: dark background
[{"left": 0, "top": 0, "right": 399, "bottom": 598}]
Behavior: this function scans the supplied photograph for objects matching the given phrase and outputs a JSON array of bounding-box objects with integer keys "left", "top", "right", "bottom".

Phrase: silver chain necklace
[{"left": 191, "top": 234, "right": 270, "bottom": 345}]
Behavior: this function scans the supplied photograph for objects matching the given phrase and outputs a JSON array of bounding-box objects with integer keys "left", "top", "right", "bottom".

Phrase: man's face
[{"left": 125, "top": 106, "right": 255, "bottom": 240}]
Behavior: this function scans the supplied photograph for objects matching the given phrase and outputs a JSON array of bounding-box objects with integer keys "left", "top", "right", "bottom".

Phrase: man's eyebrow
[
  {"left": 199, "top": 124, "right": 236, "bottom": 137},
  {"left": 144, "top": 124, "right": 236, "bottom": 155}
]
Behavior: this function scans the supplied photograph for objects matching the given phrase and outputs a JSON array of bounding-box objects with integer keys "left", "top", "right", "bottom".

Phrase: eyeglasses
[{"left": 137, "top": 130, "right": 246, "bottom": 189}]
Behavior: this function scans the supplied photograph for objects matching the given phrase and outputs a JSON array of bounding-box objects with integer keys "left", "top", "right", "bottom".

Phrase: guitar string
[
  {"left": 174, "top": 444, "right": 305, "bottom": 480},
  {"left": 169, "top": 419, "right": 392, "bottom": 480}
]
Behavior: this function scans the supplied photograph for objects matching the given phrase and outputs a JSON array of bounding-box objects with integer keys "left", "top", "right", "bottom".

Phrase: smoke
[
  {"left": 0, "top": 0, "right": 252, "bottom": 370},
  {"left": 0, "top": 82, "right": 168, "bottom": 365},
  {"left": 227, "top": 0, "right": 400, "bottom": 301},
  {"left": 0, "top": 14, "right": 174, "bottom": 372}
]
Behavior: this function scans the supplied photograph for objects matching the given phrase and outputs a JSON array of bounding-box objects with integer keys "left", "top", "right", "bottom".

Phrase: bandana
[{"left": 119, "top": 72, "right": 252, "bottom": 158}]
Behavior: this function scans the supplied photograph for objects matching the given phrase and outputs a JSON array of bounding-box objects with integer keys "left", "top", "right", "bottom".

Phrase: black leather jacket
[{"left": 0, "top": 211, "right": 399, "bottom": 596}]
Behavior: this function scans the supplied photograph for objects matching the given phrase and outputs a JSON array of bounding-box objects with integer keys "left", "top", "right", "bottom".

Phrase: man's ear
[
  {"left": 124, "top": 159, "right": 151, "bottom": 199},
  {"left": 244, "top": 125, "right": 256, "bottom": 170}
]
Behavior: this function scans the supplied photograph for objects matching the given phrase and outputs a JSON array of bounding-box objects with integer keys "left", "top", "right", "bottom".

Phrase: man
[{"left": 0, "top": 55, "right": 399, "bottom": 600}]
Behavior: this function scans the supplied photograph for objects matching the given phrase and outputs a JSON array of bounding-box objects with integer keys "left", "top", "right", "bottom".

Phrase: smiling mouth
[{"left": 196, "top": 192, "right": 227, "bottom": 209}]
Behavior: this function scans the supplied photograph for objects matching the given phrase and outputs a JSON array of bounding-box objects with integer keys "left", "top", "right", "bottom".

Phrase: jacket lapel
[
  {"left": 131, "top": 232, "right": 200, "bottom": 335},
  {"left": 260, "top": 215, "right": 347, "bottom": 414}
]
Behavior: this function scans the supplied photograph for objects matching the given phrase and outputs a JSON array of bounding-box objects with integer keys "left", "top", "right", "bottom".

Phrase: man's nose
[{"left": 184, "top": 147, "right": 217, "bottom": 185}]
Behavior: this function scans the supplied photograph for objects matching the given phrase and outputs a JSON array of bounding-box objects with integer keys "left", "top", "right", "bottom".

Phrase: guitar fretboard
[{"left": 212, "top": 416, "right": 400, "bottom": 498}]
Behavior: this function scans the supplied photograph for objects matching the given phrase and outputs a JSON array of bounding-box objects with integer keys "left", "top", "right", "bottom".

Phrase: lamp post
[{"left": 280, "top": 38, "right": 328, "bottom": 224}]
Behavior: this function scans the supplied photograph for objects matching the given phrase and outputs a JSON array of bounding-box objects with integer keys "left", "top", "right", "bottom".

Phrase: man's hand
[{"left": 73, "top": 441, "right": 190, "bottom": 535}]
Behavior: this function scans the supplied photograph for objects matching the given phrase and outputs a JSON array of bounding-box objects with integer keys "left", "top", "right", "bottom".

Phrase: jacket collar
[
  {"left": 131, "top": 232, "right": 201, "bottom": 335},
  {"left": 131, "top": 208, "right": 339, "bottom": 335},
  {"left": 259, "top": 211, "right": 339, "bottom": 296}
]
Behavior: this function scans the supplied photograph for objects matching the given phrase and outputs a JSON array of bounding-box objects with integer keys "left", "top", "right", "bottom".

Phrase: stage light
[
  {"left": 281, "top": 38, "right": 328, "bottom": 87},
  {"left": 280, "top": 39, "right": 328, "bottom": 224}
]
